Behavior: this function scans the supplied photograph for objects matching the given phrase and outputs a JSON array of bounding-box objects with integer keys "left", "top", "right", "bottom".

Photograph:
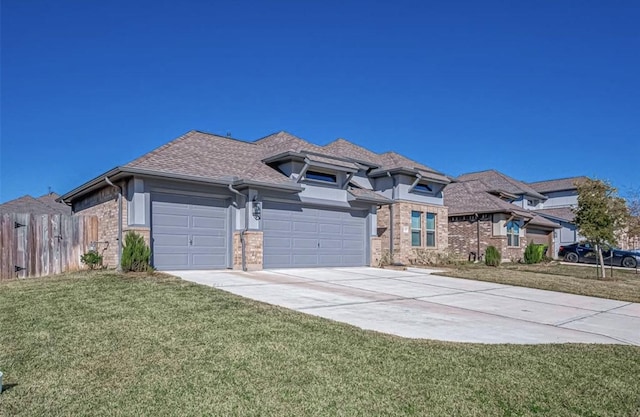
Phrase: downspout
[
  {"left": 105, "top": 177, "right": 123, "bottom": 272},
  {"left": 228, "top": 184, "right": 247, "bottom": 271},
  {"left": 388, "top": 172, "right": 397, "bottom": 262},
  {"left": 475, "top": 213, "right": 481, "bottom": 262}
]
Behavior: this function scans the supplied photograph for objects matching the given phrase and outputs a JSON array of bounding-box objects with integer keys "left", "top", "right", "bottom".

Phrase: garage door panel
[
  {"left": 264, "top": 237, "right": 292, "bottom": 248},
  {"left": 293, "top": 238, "right": 318, "bottom": 249},
  {"left": 319, "top": 239, "right": 342, "bottom": 248},
  {"left": 343, "top": 225, "right": 364, "bottom": 235},
  {"left": 154, "top": 253, "right": 189, "bottom": 269},
  {"left": 267, "top": 254, "right": 292, "bottom": 265},
  {"left": 293, "top": 254, "right": 319, "bottom": 265},
  {"left": 319, "top": 223, "right": 341, "bottom": 234},
  {"left": 264, "top": 219, "right": 292, "bottom": 232},
  {"left": 154, "top": 213, "right": 190, "bottom": 227},
  {"left": 154, "top": 201, "right": 189, "bottom": 211},
  {"left": 341, "top": 255, "right": 364, "bottom": 265},
  {"left": 153, "top": 233, "right": 190, "bottom": 246},
  {"left": 191, "top": 235, "right": 226, "bottom": 248},
  {"left": 293, "top": 221, "right": 318, "bottom": 233},
  {"left": 318, "top": 254, "right": 342, "bottom": 264},
  {"left": 154, "top": 245, "right": 189, "bottom": 254},
  {"left": 192, "top": 253, "right": 227, "bottom": 267},
  {"left": 192, "top": 216, "right": 226, "bottom": 229}
]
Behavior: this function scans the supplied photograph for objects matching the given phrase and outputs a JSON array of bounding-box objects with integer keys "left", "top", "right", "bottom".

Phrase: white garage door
[
  {"left": 151, "top": 194, "right": 229, "bottom": 270},
  {"left": 263, "top": 201, "right": 367, "bottom": 268}
]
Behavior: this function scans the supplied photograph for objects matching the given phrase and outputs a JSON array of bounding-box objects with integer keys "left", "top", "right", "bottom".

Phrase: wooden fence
[{"left": 0, "top": 213, "right": 98, "bottom": 281}]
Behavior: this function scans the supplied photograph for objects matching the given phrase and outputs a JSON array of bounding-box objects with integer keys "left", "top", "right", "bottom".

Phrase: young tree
[{"left": 573, "top": 179, "right": 628, "bottom": 278}]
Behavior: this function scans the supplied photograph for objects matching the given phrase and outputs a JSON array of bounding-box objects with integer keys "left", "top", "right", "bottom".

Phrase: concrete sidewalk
[{"left": 172, "top": 267, "right": 640, "bottom": 345}]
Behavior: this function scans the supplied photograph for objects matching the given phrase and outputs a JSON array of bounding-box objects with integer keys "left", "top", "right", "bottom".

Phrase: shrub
[
  {"left": 485, "top": 246, "right": 501, "bottom": 267},
  {"left": 537, "top": 244, "right": 548, "bottom": 261},
  {"left": 524, "top": 242, "right": 548, "bottom": 264},
  {"left": 524, "top": 242, "right": 539, "bottom": 264},
  {"left": 121, "top": 231, "right": 152, "bottom": 272},
  {"left": 81, "top": 250, "right": 103, "bottom": 270}
]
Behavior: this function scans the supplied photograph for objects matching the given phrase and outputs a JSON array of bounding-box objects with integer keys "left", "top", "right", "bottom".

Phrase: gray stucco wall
[{"left": 543, "top": 190, "right": 578, "bottom": 208}]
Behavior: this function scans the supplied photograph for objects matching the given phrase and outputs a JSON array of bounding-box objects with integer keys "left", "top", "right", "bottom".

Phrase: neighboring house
[
  {"left": 528, "top": 177, "right": 587, "bottom": 258},
  {"left": 59, "top": 130, "right": 451, "bottom": 270},
  {"left": 444, "top": 170, "right": 559, "bottom": 261},
  {"left": 0, "top": 192, "right": 72, "bottom": 215}
]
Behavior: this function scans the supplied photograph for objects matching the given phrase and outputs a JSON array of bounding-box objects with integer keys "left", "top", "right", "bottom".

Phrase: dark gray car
[{"left": 558, "top": 243, "right": 638, "bottom": 268}]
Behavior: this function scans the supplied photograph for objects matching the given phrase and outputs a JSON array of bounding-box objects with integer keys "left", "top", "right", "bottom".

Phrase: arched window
[{"left": 507, "top": 221, "right": 520, "bottom": 247}]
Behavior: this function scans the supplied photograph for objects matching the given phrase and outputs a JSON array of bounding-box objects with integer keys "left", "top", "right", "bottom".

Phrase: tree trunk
[{"left": 596, "top": 244, "right": 606, "bottom": 279}]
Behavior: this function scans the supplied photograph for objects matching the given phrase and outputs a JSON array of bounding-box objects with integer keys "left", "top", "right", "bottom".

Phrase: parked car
[{"left": 558, "top": 243, "right": 639, "bottom": 268}]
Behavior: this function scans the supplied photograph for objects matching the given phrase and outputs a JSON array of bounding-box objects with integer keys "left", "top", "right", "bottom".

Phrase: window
[
  {"left": 425, "top": 213, "right": 436, "bottom": 247},
  {"left": 411, "top": 211, "right": 421, "bottom": 246},
  {"left": 305, "top": 170, "right": 337, "bottom": 183},
  {"left": 413, "top": 183, "right": 433, "bottom": 193},
  {"left": 507, "top": 221, "right": 520, "bottom": 247}
]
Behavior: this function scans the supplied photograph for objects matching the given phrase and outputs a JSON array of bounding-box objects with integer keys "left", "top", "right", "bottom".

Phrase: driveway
[{"left": 172, "top": 267, "right": 640, "bottom": 345}]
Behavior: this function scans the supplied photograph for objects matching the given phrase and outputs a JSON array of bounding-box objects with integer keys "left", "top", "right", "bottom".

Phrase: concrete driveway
[{"left": 172, "top": 267, "right": 640, "bottom": 345}]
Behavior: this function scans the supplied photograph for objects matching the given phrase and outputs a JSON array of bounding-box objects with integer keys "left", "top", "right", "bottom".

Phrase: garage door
[
  {"left": 151, "top": 194, "right": 229, "bottom": 270},
  {"left": 526, "top": 227, "right": 552, "bottom": 247},
  {"left": 263, "top": 201, "right": 367, "bottom": 268}
]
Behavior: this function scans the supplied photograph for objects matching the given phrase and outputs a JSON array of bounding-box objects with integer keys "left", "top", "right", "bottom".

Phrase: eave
[{"left": 59, "top": 166, "right": 302, "bottom": 203}]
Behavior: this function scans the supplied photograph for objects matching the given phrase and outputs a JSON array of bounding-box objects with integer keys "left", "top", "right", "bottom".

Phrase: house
[
  {"left": 0, "top": 192, "right": 72, "bottom": 215},
  {"left": 59, "top": 130, "right": 451, "bottom": 270},
  {"left": 528, "top": 177, "right": 587, "bottom": 258},
  {"left": 444, "top": 170, "right": 559, "bottom": 261}
]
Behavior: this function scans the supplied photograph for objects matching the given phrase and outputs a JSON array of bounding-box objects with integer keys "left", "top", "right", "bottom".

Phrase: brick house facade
[
  {"left": 62, "top": 130, "right": 452, "bottom": 271},
  {"left": 448, "top": 214, "right": 527, "bottom": 262},
  {"left": 444, "top": 170, "right": 558, "bottom": 262}
]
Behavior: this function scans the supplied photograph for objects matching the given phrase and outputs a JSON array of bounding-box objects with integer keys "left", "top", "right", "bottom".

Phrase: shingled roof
[
  {"left": 258, "top": 132, "right": 448, "bottom": 180},
  {"left": 527, "top": 214, "right": 562, "bottom": 229},
  {"left": 443, "top": 180, "right": 533, "bottom": 217},
  {"left": 126, "top": 131, "right": 292, "bottom": 186},
  {"left": 62, "top": 129, "right": 451, "bottom": 201},
  {"left": 456, "top": 170, "right": 546, "bottom": 200},
  {"left": 0, "top": 193, "right": 71, "bottom": 215},
  {"left": 529, "top": 176, "right": 588, "bottom": 193},
  {"left": 535, "top": 207, "right": 576, "bottom": 222},
  {"left": 322, "top": 138, "right": 381, "bottom": 166},
  {"left": 127, "top": 129, "right": 450, "bottom": 187}
]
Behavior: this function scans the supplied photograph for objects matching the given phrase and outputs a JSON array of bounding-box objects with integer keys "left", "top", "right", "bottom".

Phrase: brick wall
[
  {"left": 448, "top": 215, "right": 527, "bottom": 262},
  {"left": 73, "top": 185, "right": 126, "bottom": 268},
  {"left": 377, "top": 201, "right": 449, "bottom": 265},
  {"left": 233, "top": 231, "right": 263, "bottom": 270},
  {"left": 370, "top": 236, "right": 382, "bottom": 267}
]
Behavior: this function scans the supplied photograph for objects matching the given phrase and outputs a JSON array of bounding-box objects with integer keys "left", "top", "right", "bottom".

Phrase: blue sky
[{"left": 1, "top": 0, "right": 639, "bottom": 202}]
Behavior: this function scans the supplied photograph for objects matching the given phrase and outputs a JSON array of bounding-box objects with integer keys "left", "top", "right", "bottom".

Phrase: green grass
[
  {"left": 1, "top": 272, "right": 639, "bottom": 416},
  {"left": 438, "top": 262, "right": 640, "bottom": 303}
]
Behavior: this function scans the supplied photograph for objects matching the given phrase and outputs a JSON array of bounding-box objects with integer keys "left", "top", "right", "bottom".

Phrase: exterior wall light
[{"left": 252, "top": 200, "right": 262, "bottom": 220}]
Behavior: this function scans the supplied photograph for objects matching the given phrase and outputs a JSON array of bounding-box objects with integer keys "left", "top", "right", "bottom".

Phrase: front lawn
[
  {"left": 438, "top": 262, "right": 640, "bottom": 303},
  {"left": 1, "top": 272, "right": 639, "bottom": 416}
]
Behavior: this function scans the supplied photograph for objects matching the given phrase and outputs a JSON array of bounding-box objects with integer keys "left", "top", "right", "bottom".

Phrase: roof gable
[
  {"left": 444, "top": 181, "right": 532, "bottom": 217},
  {"left": 529, "top": 176, "right": 588, "bottom": 193},
  {"left": 457, "top": 170, "right": 546, "bottom": 200},
  {"left": 0, "top": 194, "right": 71, "bottom": 215}
]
